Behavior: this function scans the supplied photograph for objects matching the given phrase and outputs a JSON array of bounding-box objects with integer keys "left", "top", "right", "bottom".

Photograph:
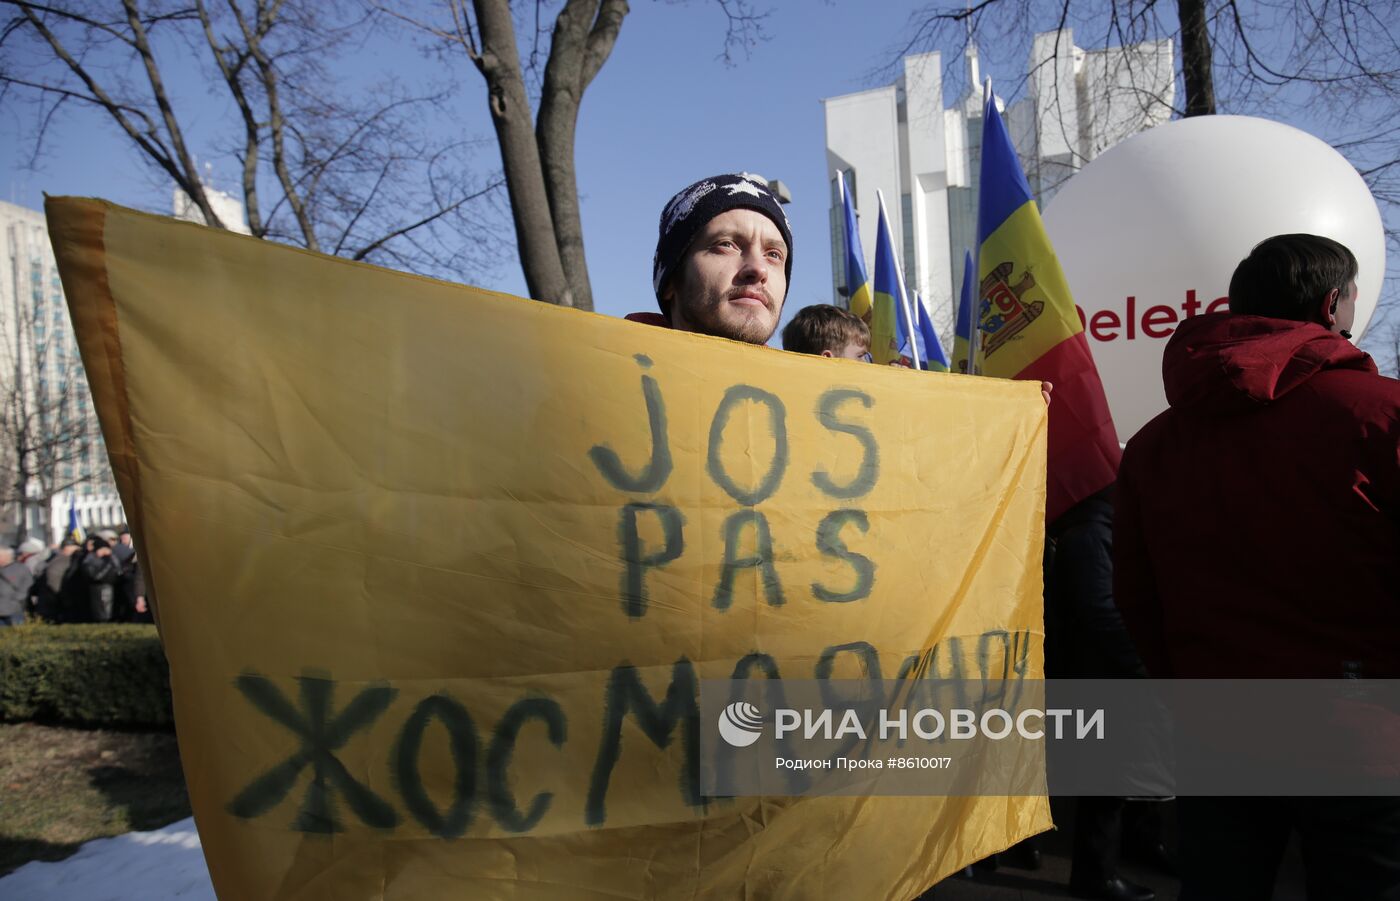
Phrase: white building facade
[
  {"left": 0, "top": 199, "right": 124, "bottom": 543},
  {"left": 824, "top": 30, "right": 1175, "bottom": 344},
  {"left": 172, "top": 183, "right": 251, "bottom": 235},
  {"left": 1, "top": 184, "right": 248, "bottom": 544}
]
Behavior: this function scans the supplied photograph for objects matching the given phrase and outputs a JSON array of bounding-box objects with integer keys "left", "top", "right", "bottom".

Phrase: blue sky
[
  {"left": 2, "top": 1, "right": 1392, "bottom": 355},
  {"left": 0, "top": 3, "right": 1012, "bottom": 333},
  {"left": 3, "top": 2, "right": 923, "bottom": 322}
]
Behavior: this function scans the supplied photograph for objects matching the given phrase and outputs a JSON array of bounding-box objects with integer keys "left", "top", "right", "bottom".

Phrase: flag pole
[
  {"left": 837, "top": 170, "right": 847, "bottom": 306},
  {"left": 971, "top": 76, "right": 995, "bottom": 375},
  {"left": 876, "top": 189, "right": 923, "bottom": 371}
]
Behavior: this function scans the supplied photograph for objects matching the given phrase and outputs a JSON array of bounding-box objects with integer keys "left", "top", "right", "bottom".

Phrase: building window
[
  {"left": 834, "top": 210, "right": 852, "bottom": 305},
  {"left": 831, "top": 167, "right": 860, "bottom": 305}
]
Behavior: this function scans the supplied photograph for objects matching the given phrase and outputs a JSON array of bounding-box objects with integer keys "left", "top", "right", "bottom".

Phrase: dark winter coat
[
  {"left": 1044, "top": 485, "right": 1148, "bottom": 679},
  {"left": 1114, "top": 312, "right": 1400, "bottom": 678},
  {"left": 81, "top": 548, "right": 123, "bottom": 623},
  {"left": 33, "top": 549, "right": 67, "bottom": 620},
  {"left": 0, "top": 561, "right": 34, "bottom": 618},
  {"left": 51, "top": 550, "right": 87, "bottom": 622}
]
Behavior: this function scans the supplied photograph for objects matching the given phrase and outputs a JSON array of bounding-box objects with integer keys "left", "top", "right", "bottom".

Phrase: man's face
[{"left": 664, "top": 209, "right": 787, "bottom": 344}]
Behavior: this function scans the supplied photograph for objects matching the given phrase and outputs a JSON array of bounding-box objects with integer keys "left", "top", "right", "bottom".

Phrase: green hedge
[{"left": 0, "top": 624, "right": 173, "bottom": 727}]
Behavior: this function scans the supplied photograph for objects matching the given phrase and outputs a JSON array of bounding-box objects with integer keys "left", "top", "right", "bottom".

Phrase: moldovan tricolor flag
[
  {"left": 837, "top": 172, "right": 876, "bottom": 328},
  {"left": 868, "top": 194, "right": 905, "bottom": 365},
  {"left": 953, "top": 250, "right": 977, "bottom": 374},
  {"left": 976, "top": 92, "right": 1120, "bottom": 521}
]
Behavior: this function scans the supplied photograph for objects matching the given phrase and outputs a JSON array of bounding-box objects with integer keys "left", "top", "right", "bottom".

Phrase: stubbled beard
[{"left": 680, "top": 297, "right": 778, "bottom": 345}]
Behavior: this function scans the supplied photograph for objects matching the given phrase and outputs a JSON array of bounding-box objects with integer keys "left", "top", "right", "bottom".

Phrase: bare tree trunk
[
  {"left": 536, "top": 0, "right": 627, "bottom": 313},
  {"left": 13, "top": 458, "right": 29, "bottom": 542},
  {"left": 472, "top": 0, "right": 573, "bottom": 306},
  {"left": 1178, "top": 0, "right": 1215, "bottom": 116}
]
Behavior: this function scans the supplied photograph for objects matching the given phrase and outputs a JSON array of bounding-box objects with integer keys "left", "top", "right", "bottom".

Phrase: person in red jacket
[{"left": 1114, "top": 233, "right": 1400, "bottom": 900}]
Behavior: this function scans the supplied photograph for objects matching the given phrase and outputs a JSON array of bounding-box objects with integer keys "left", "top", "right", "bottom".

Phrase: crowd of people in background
[{"left": 0, "top": 528, "right": 148, "bottom": 627}]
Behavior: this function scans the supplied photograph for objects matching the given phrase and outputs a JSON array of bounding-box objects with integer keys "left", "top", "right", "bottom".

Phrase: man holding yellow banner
[{"left": 46, "top": 183, "right": 1051, "bottom": 899}]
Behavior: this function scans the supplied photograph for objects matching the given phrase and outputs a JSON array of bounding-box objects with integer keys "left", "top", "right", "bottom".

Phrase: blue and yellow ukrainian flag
[
  {"left": 868, "top": 194, "right": 904, "bottom": 365},
  {"left": 914, "top": 293, "right": 950, "bottom": 371},
  {"left": 976, "top": 90, "right": 1119, "bottom": 521},
  {"left": 66, "top": 496, "right": 84, "bottom": 543},
  {"left": 952, "top": 250, "right": 976, "bottom": 374},
  {"left": 838, "top": 172, "right": 874, "bottom": 325},
  {"left": 897, "top": 288, "right": 947, "bottom": 371}
]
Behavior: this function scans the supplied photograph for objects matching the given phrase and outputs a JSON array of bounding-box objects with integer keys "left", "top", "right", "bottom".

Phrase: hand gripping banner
[{"left": 47, "top": 197, "right": 1051, "bottom": 900}]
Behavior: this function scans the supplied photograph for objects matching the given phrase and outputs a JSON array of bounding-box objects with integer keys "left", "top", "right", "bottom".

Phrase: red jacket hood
[
  {"left": 625, "top": 311, "right": 671, "bottom": 328},
  {"left": 1162, "top": 312, "right": 1378, "bottom": 415}
]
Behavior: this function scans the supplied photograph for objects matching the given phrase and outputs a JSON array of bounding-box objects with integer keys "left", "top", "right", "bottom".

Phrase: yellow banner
[{"left": 48, "top": 197, "right": 1051, "bottom": 900}]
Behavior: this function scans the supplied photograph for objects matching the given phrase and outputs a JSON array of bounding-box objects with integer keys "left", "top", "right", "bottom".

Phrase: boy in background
[{"left": 781, "top": 305, "right": 871, "bottom": 360}]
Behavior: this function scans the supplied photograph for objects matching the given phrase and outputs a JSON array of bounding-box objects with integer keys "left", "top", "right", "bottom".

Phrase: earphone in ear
[{"left": 1330, "top": 300, "right": 1338, "bottom": 314}]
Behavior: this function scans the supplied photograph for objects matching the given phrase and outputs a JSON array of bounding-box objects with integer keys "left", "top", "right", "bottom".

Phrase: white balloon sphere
[{"left": 1043, "top": 115, "right": 1385, "bottom": 442}]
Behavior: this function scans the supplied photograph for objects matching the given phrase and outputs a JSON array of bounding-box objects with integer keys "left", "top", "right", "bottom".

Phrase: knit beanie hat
[{"left": 652, "top": 173, "right": 793, "bottom": 316}]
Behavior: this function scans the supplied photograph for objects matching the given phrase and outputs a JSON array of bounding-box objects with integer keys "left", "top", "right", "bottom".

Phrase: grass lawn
[{"left": 0, "top": 722, "right": 191, "bottom": 876}]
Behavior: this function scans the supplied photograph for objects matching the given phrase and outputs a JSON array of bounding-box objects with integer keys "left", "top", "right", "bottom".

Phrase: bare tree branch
[
  {"left": 711, "top": 0, "right": 768, "bottom": 65},
  {"left": 10, "top": 4, "right": 188, "bottom": 194},
  {"left": 4, "top": 0, "right": 504, "bottom": 280},
  {"left": 195, "top": 0, "right": 264, "bottom": 234},
  {"left": 899, "top": 0, "right": 1400, "bottom": 302},
  {"left": 351, "top": 175, "right": 502, "bottom": 261},
  {"left": 122, "top": 0, "right": 225, "bottom": 226}
]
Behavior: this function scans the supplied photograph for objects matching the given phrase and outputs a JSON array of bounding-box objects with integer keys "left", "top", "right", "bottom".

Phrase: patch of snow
[{"left": 0, "top": 817, "right": 213, "bottom": 900}]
